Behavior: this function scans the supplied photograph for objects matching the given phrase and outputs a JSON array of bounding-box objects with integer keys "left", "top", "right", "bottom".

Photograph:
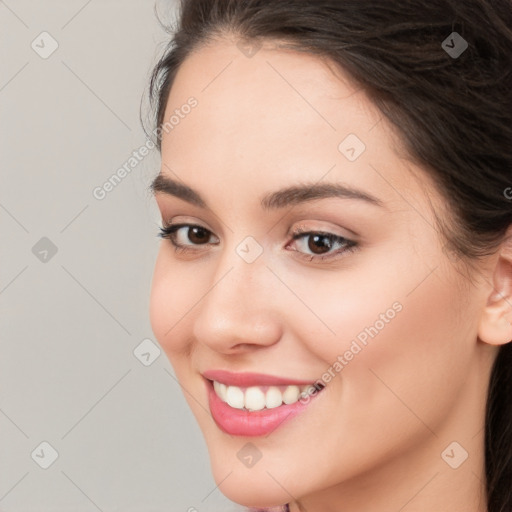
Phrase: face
[{"left": 149, "top": 38, "right": 493, "bottom": 508}]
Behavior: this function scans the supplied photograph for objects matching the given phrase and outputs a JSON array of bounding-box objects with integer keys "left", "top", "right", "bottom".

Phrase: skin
[{"left": 149, "top": 36, "right": 512, "bottom": 512}]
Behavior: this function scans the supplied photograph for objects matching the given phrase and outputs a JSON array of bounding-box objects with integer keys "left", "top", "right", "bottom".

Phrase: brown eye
[
  {"left": 288, "top": 228, "right": 358, "bottom": 262},
  {"left": 158, "top": 223, "right": 218, "bottom": 248},
  {"left": 306, "top": 234, "right": 335, "bottom": 254},
  {"left": 187, "top": 226, "right": 211, "bottom": 244}
]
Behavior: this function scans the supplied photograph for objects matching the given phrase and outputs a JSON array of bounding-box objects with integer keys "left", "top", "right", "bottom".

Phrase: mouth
[
  {"left": 202, "top": 370, "right": 325, "bottom": 436},
  {"left": 210, "top": 379, "right": 323, "bottom": 410}
]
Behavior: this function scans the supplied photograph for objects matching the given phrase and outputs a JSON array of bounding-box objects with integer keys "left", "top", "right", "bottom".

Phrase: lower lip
[{"left": 206, "top": 379, "right": 322, "bottom": 437}]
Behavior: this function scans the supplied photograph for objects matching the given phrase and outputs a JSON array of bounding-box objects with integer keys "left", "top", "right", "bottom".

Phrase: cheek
[
  {"left": 321, "top": 261, "right": 471, "bottom": 447},
  {"left": 288, "top": 240, "right": 472, "bottom": 437},
  {"left": 293, "top": 227, "right": 464, "bottom": 370},
  {"left": 273, "top": 243, "right": 421, "bottom": 366},
  {"left": 149, "top": 249, "right": 196, "bottom": 356}
]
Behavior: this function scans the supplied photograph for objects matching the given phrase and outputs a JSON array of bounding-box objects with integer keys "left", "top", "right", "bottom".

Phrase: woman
[{"left": 146, "top": 1, "right": 512, "bottom": 511}]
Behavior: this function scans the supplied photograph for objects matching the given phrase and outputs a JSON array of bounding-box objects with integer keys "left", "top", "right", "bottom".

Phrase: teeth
[
  {"left": 265, "top": 386, "right": 283, "bottom": 409},
  {"left": 244, "top": 386, "right": 266, "bottom": 411},
  {"left": 213, "top": 381, "right": 319, "bottom": 410},
  {"left": 226, "top": 385, "right": 245, "bottom": 409},
  {"left": 282, "top": 385, "right": 300, "bottom": 404},
  {"left": 213, "top": 380, "right": 227, "bottom": 401}
]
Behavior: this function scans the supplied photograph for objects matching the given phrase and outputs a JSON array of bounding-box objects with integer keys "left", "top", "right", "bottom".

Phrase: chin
[
  {"left": 203, "top": 449, "right": 290, "bottom": 507},
  {"left": 215, "top": 475, "right": 289, "bottom": 509}
]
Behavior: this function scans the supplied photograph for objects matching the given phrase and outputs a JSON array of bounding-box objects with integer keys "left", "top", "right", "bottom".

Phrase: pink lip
[
  {"left": 203, "top": 374, "right": 324, "bottom": 437},
  {"left": 202, "top": 369, "right": 317, "bottom": 387}
]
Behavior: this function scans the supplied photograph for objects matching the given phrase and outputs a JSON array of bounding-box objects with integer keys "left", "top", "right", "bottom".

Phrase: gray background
[{"left": 0, "top": 1, "right": 240, "bottom": 510}]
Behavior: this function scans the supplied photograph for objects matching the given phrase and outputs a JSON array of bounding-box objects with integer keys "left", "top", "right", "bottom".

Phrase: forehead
[
  {"left": 159, "top": 38, "right": 440, "bottom": 219},
  {"left": 163, "top": 38, "right": 379, "bottom": 143}
]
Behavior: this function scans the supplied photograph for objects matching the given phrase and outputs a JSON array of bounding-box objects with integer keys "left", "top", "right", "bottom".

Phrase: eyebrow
[{"left": 150, "top": 173, "right": 385, "bottom": 210}]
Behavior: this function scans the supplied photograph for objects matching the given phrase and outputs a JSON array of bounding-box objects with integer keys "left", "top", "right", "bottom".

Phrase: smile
[
  {"left": 202, "top": 370, "right": 325, "bottom": 436},
  {"left": 213, "top": 381, "right": 315, "bottom": 411}
]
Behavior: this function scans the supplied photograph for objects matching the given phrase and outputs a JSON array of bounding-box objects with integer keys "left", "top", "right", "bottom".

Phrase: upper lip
[{"left": 202, "top": 369, "right": 318, "bottom": 387}]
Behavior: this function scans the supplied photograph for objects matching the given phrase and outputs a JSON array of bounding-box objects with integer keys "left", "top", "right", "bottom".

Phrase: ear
[{"left": 478, "top": 225, "right": 512, "bottom": 346}]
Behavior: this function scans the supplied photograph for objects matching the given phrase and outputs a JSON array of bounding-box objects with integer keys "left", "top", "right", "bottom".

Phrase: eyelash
[{"left": 157, "top": 223, "right": 358, "bottom": 263}]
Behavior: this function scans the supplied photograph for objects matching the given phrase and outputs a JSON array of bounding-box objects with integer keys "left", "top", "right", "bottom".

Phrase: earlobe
[
  {"left": 477, "top": 226, "right": 512, "bottom": 346},
  {"left": 478, "top": 306, "right": 512, "bottom": 346}
]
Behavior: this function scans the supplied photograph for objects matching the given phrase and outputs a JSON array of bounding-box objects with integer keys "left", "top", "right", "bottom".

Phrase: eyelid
[
  {"left": 158, "top": 221, "right": 359, "bottom": 263},
  {"left": 288, "top": 222, "right": 354, "bottom": 241},
  {"left": 161, "top": 214, "right": 217, "bottom": 234},
  {"left": 159, "top": 222, "right": 219, "bottom": 245},
  {"left": 286, "top": 226, "right": 358, "bottom": 261},
  {"left": 159, "top": 220, "right": 353, "bottom": 245}
]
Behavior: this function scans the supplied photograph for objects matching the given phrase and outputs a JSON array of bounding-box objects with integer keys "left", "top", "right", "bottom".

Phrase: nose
[{"left": 192, "top": 248, "right": 283, "bottom": 355}]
